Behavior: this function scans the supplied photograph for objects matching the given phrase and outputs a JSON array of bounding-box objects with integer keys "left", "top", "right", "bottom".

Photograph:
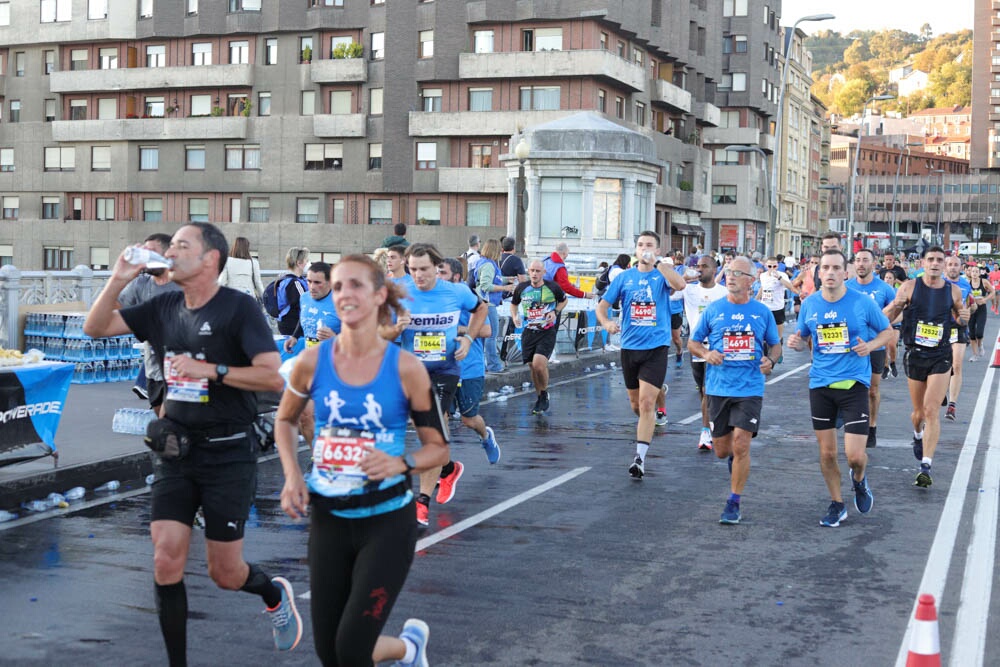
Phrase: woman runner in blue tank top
[{"left": 274, "top": 254, "right": 449, "bottom": 667}]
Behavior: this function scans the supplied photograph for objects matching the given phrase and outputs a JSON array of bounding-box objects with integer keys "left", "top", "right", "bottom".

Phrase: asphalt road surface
[{"left": 3, "top": 333, "right": 1000, "bottom": 666}]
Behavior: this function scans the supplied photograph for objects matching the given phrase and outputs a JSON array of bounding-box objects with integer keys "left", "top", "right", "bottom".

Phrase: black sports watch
[
  {"left": 215, "top": 364, "right": 229, "bottom": 384},
  {"left": 403, "top": 453, "right": 417, "bottom": 474}
]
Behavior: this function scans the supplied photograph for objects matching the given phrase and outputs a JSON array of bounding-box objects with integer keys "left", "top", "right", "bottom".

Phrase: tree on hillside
[
  {"left": 835, "top": 79, "right": 875, "bottom": 116},
  {"left": 869, "top": 29, "right": 921, "bottom": 67},
  {"left": 804, "top": 30, "right": 854, "bottom": 72},
  {"left": 844, "top": 39, "right": 871, "bottom": 66},
  {"left": 920, "top": 24, "right": 933, "bottom": 43},
  {"left": 928, "top": 60, "right": 971, "bottom": 106}
]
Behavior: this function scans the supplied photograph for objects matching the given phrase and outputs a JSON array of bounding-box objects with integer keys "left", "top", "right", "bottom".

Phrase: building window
[
  {"left": 248, "top": 198, "right": 269, "bottom": 222},
  {"left": 330, "top": 35, "right": 353, "bottom": 55},
  {"left": 41, "top": 0, "right": 72, "bottom": 23},
  {"left": 714, "top": 148, "right": 740, "bottom": 165},
  {"left": 185, "top": 146, "right": 206, "bottom": 170},
  {"left": 419, "top": 30, "right": 434, "bottom": 58},
  {"left": 15, "top": 52, "right": 25, "bottom": 76},
  {"left": 229, "top": 40, "right": 249, "bottom": 65},
  {"left": 369, "top": 88, "right": 383, "bottom": 115},
  {"left": 143, "top": 198, "right": 162, "bottom": 222},
  {"left": 466, "top": 201, "right": 490, "bottom": 227},
  {"left": 0, "top": 245, "right": 12, "bottom": 267},
  {"left": 139, "top": 0, "right": 152, "bottom": 18},
  {"left": 474, "top": 30, "right": 494, "bottom": 54},
  {"left": 371, "top": 32, "right": 385, "bottom": 60},
  {"left": 71, "top": 49, "right": 89, "bottom": 71},
  {"left": 144, "top": 96, "right": 165, "bottom": 117},
  {"left": 615, "top": 96, "right": 624, "bottom": 119},
  {"left": 468, "top": 88, "right": 493, "bottom": 111},
  {"left": 633, "top": 49, "right": 643, "bottom": 67},
  {"left": 520, "top": 86, "right": 560, "bottom": 111},
  {"left": 188, "top": 198, "right": 209, "bottom": 223},
  {"left": 305, "top": 143, "right": 343, "bottom": 170},
  {"left": 146, "top": 45, "right": 166, "bottom": 68},
  {"left": 258, "top": 92, "right": 271, "bottom": 116},
  {"left": 330, "top": 198, "right": 345, "bottom": 224},
  {"left": 416, "top": 142, "right": 437, "bottom": 170},
  {"left": 265, "top": 38, "right": 278, "bottom": 65},
  {"left": 598, "top": 90, "right": 606, "bottom": 113},
  {"left": 369, "top": 200, "right": 392, "bottom": 225},
  {"left": 225, "top": 145, "right": 261, "bottom": 170},
  {"left": 369, "top": 143, "right": 382, "bottom": 170},
  {"left": 296, "top": 198, "right": 319, "bottom": 223},
  {"left": 68, "top": 99, "right": 87, "bottom": 120},
  {"left": 470, "top": 144, "right": 492, "bottom": 168},
  {"left": 10, "top": 100, "right": 20, "bottom": 123},
  {"left": 635, "top": 102, "right": 646, "bottom": 126},
  {"left": 187, "top": 94, "right": 210, "bottom": 116},
  {"left": 735, "top": 35, "right": 748, "bottom": 53},
  {"left": 187, "top": 0, "right": 198, "bottom": 14},
  {"left": 421, "top": 88, "right": 442, "bottom": 112},
  {"left": 2, "top": 196, "right": 18, "bottom": 219},
  {"left": 723, "top": 0, "right": 748, "bottom": 17},
  {"left": 0, "top": 148, "right": 13, "bottom": 172},
  {"left": 0, "top": 1, "right": 10, "bottom": 26},
  {"left": 44, "top": 247, "right": 74, "bottom": 270},
  {"left": 193, "top": 43, "right": 212, "bottom": 66},
  {"left": 302, "top": 90, "right": 316, "bottom": 115},
  {"left": 535, "top": 28, "right": 563, "bottom": 51},
  {"left": 712, "top": 185, "right": 737, "bottom": 204},
  {"left": 41, "top": 197, "right": 61, "bottom": 219},
  {"left": 44, "top": 50, "right": 55, "bottom": 74},
  {"left": 91, "top": 146, "right": 111, "bottom": 171},
  {"left": 731, "top": 73, "right": 747, "bottom": 91},
  {"left": 636, "top": 182, "right": 651, "bottom": 229},
  {"left": 330, "top": 90, "right": 352, "bottom": 114},
  {"left": 96, "top": 197, "right": 115, "bottom": 220},
  {"left": 300, "top": 36, "right": 313, "bottom": 63},
  {"left": 593, "top": 178, "right": 622, "bottom": 240},
  {"left": 44, "top": 147, "right": 75, "bottom": 172},
  {"left": 540, "top": 178, "right": 582, "bottom": 238},
  {"left": 99, "top": 47, "right": 118, "bottom": 69},
  {"left": 416, "top": 200, "right": 440, "bottom": 225},
  {"left": 230, "top": 0, "right": 262, "bottom": 11},
  {"left": 139, "top": 146, "right": 159, "bottom": 171}
]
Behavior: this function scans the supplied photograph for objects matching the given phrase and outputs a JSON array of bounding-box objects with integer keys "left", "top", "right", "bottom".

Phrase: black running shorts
[
  {"left": 691, "top": 359, "right": 706, "bottom": 394},
  {"left": 671, "top": 312, "right": 683, "bottom": 330},
  {"left": 430, "top": 373, "right": 460, "bottom": 414},
  {"left": 520, "top": 327, "right": 557, "bottom": 364},
  {"left": 620, "top": 345, "right": 669, "bottom": 390},
  {"left": 770, "top": 307, "right": 786, "bottom": 326},
  {"left": 809, "top": 384, "right": 870, "bottom": 435},
  {"left": 707, "top": 395, "right": 762, "bottom": 438},
  {"left": 903, "top": 349, "right": 952, "bottom": 383},
  {"left": 869, "top": 349, "right": 886, "bottom": 376}
]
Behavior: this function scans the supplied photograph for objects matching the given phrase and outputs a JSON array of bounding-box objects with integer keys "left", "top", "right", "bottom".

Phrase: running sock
[
  {"left": 914, "top": 429, "right": 924, "bottom": 440},
  {"left": 869, "top": 426, "right": 877, "bottom": 436},
  {"left": 728, "top": 493, "right": 741, "bottom": 504},
  {"left": 636, "top": 441, "right": 650, "bottom": 460},
  {"left": 922, "top": 457, "right": 933, "bottom": 467},
  {"left": 155, "top": 580, "right": 188, "bottom": 667},
  {"left": 440, "top": 461, "right": 455, "bottom": 478},
  {"left": 241, "top": 563, "right": 282, "bottom": 609},
  {"left": 401, "top": 637, "right": 418, "bottom": 664},
  {"left": 417, "top": 493, "right": 431, "bottom": 506}
]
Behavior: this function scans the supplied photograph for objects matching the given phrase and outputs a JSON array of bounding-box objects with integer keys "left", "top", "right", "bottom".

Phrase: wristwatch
[
  {"left": 215, "top": 364, "right": 229, "bottom": 384},
  {"left": 403, "top": 453, "right": 417, "bottom": 474}
]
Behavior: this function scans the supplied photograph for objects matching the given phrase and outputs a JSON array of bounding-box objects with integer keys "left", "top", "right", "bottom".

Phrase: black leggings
[
  {"left": 969, "top": 306, "right": 988, "bottom": 341},
  {"left": 309, "top": 502, "right": 417, "bottom": 667}
]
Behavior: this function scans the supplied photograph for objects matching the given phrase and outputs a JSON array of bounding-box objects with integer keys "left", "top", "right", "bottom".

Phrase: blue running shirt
[
  {"left": 796, "top": 288, "right": 891, "bottom": 389},
  {"left": 401, "top": 278, "right": 480, "bottom": 376},
  {"left": 601, "top": 266, "right": 674, "bottom": 350},
  {"left": 691, "top": 298, "right": 779, "bottom": 397},
  {"left": 845, "top": 276, "right": 895, "bottom": 351},
  {"left": 458, "top": 308, "right": 486, "bottom": 380},
  {"left": 297, "top": 291, "right": 341, "bottom": 346}
]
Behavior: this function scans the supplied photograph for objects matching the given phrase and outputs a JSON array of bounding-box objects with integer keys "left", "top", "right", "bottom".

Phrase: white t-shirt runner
[
  {"left": 757, "top": 272, "right": 788, "bottom": 312},
  {"left": 682, "top": 283, "right": 729, "bottom": 363}
]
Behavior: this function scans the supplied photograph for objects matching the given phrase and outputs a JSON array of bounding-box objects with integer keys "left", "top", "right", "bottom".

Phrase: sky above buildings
[{"left": 783, "top": 0, "right": 973, "bottom": 36}]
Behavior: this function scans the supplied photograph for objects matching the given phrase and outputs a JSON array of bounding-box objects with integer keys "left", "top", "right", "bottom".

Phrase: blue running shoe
[
  {"left": 915, "top": 464, "right": 933, "bottom": 488},
  {"left": 820, "top": 501, "right": 847, "bottom": 527},
  {"left": 853, "top": 476, "right": 873, "bottom": 514},
  {"left": 719, "top": 499, "right": 741, "bottom": 525},
  {"left": 912, "top": 437, "right": 924, "bottom": 461},
  {"left": 394, "top": 618, "right": 430, "bottom": 667},
  {"left": 481, "top": 426, "right": 501, "bottom": 464},
  {"left": 268, "top": 577, "right": 302, "bottom": 651}
]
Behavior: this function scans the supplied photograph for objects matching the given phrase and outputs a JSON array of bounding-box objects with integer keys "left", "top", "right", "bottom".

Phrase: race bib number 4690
[{"left": 630, "top": 301, "right": 656, "bottom": 326}]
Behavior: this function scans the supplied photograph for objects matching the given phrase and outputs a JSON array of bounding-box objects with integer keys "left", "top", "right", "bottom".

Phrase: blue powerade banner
[{"left": 0, "top": 362, "right": 73, "bottom": 466}]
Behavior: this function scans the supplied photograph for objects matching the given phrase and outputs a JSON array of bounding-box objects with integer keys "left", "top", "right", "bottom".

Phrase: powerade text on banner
[{"left": 0, "top": 362, "right": 74, "bottom": 466}]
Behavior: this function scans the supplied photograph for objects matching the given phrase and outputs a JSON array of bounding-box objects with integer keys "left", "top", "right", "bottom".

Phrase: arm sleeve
[
  {"left": 555, "top": 267, "right": 585, "bottom": 298},
  {"left": 476, "top": 263, "right": 496, "bottom": 297}
]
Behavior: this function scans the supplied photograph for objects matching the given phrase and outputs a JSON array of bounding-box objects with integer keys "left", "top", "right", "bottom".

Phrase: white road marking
[
  {"left": 298, "top": 466, "right": 591, "bottom": 601},
  {"left": 894, "top": 361, "right": 996, "bottom": 666}
]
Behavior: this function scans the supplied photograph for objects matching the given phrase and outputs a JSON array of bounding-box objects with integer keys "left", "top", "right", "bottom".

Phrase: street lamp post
[
  {"left": 725, "top": 144, "right": 770, "bottom": 254},
  {"left": 513, "top": 138, "right": 530, "bottom": 256},
  {"left": 848, "top": 94, "right": 895, "bottom": 255},
  {"left": 771, "top": 13, "right": 835, "bottom": 258},
  {"left": 890, "top": 141, "right": 923, "bottom": 250}
]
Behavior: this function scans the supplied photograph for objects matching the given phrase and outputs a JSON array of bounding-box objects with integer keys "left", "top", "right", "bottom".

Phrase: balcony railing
[
  {"left": 312, "top": 114, "right": 366, "bottom": 137},
  {"left": 651, "top": 79, "right": 692, "bottom": 114},
  {"left": 51, "top": 117, "right": 249, "bottom": 142},
  {"left": 408, "top": 109, "right": 571, "bottom": 136},
  {"left": 309, "top": 58, "right": 367, "bottom": 84},
  {"left": 459, "top": 50, "right": 646, "bottom": 91},
  {"left": 438, "top": 167, "right": 507, "bottom": 193},
  {"left": 49, "top": 64, "right": 254, "bottom": 93}
]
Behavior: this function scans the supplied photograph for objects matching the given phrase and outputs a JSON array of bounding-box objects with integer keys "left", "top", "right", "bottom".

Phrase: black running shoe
[
  {"left": 538, "top": 390, "right": 549, "bottom": 413},
  {"left": 628, "top": 455, "right": 644, "bottom": 480},
  {"left": 912, "top": 437, "right": 923, "bottom": 461},
  {"left": 881, "top": 365, "right": 890, "bottom": 380},
  {"left": 889, "top": 362, "right": 898, "bottom": 378},
  {"left": 914, "top": 465, "right": 933, "bottom": 488}
]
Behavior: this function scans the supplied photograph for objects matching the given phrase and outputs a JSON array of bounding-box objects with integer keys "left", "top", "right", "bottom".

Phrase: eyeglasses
[{"left": 724, "top": 269, "right": 752, "bottom": 278}]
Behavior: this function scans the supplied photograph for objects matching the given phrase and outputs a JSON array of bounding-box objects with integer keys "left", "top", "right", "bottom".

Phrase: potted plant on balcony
[
  {"left": 239, "top": 100, "right": 253, "bottom": 117},
  {"left": 679, "top": 180, "right": 693, "bottom": 192},
  {"left": 301, "top": 46, "right": 313, "bottom": 63},
  {"left": 164, "top": 105, "right": 179, "bottom": 115},
  {"left": 332, "top": 42, "right": 363, "bottom": 59},
  {"left": 210, "top": 106, "right": 225, "bottom": 117}
]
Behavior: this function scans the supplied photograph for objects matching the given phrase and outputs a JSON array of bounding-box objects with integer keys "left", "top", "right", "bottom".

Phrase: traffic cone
[
  {"left": 906, "top": 593, "right": 941, "bottom": 667},
  {"left": 991, "top": 337, "right": 1000, "bottom": 368}
]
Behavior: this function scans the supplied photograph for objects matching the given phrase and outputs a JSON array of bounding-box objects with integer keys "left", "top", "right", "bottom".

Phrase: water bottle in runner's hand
[{"left": 123, "top": 247, "right": 173, "bottom": 270}]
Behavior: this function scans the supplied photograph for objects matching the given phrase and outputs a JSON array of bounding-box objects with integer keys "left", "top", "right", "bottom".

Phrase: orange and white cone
[{"left": 906, "top": 593, "right": 941, "bottom": 667}]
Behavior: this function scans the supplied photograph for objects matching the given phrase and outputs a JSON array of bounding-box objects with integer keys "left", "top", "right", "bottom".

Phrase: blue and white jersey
[
  {"left": 691, "top": 298, "right": 779, "bottom": 397},
  {"left": 601, "top": 267, "right": 674, "bottom": 350},
  {"left": 297, "top": 290, "right": 341, "bottom": 346},
  {"left": 307, "top": 340, "right": 410, "bottom": 518},
  {"left": 458, "top": 306, "right": 486, "bottom": 380},
  {"left": 846, "top": 276, "right": 896, "bottom": 351},
  {"left": 796, "top": 288, "right": 891, "bottom": 389},
  {"left": 401, "top": 279, "right": 480, "bottom": 376}
]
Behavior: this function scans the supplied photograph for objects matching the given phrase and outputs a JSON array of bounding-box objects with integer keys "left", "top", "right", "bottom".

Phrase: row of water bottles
[
  {"left": 0, "top": 481, "right": 122, "bottom": 522},
  {"left": 23, "top": 312, "right": 70, "bottom": 336},
  {"left": 72, "top": 359, "right": 141, "bottom": 385},
  {"left": 112, "top": 407, "right": 157, "bottom": 435}
]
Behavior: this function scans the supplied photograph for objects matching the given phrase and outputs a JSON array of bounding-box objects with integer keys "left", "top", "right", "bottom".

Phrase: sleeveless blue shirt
[{"left": 307, "top": 339, "right": 412, "bottom": 518}]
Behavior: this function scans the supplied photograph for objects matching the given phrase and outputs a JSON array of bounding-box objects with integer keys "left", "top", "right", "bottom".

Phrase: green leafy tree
[
  {"left": 843, "top": 39, "right": 871, "bottom": 65},
  {"left": 920, "top": 23, "right": 933, "bottom": 42},
  {"left": 835, "top": 79, "right": 874, "bottom": 116}
]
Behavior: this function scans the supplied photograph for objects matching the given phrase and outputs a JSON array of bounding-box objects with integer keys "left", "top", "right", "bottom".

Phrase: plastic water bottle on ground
[
  {"left": 522, "top": 382, "right": 532, "bottom": 388},
  {"left": 0, "top": 510, "right": 16, "bottom": 522},
  {"left": 22, "top": 500, "right": 51, "bottom": 512},
  {"left": 145, "top": 474, "right": 155, "bottom": 486},
  {"left": 46, "top": 493, "right": 68, "bottom": 509},
  {"left": 95, "top": 480, "right": 120, "bottom": 493},
  {"left": 64, "top": 487, "right": 85, "bottom": 501},
  {"left": 486, "top": 391, "right": 500, "bottom": 399}
]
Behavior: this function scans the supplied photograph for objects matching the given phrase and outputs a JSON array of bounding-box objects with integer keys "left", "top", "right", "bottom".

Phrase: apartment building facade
[
  {"left": 0, "top": 0, "right": 722, "bottom": 270},
  {"left": 972, "top": 0, "right": 1000, "bottom": 169}
]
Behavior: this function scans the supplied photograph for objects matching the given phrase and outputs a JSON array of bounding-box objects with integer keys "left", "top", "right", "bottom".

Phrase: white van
[{"left": 958, "top": 242, "right": 992, "bottom": 255}]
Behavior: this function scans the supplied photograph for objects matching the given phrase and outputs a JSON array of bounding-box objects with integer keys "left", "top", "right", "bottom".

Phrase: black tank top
[{"left": 901, "top": 279, "right": 953, "bottom": 355}]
